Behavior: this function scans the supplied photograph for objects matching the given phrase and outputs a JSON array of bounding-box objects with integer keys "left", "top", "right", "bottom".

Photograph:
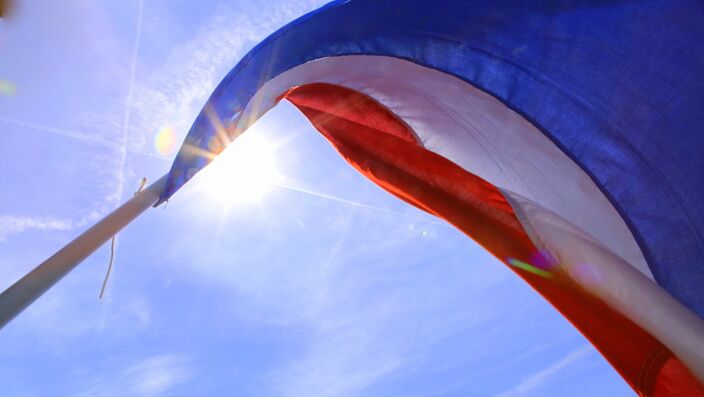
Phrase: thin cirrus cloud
[
  {"left": 168, "top": 195, "right": 505, "bottom": 396},
  {"left": 75, "top": 353, "right": 194, "bottom": 397}
]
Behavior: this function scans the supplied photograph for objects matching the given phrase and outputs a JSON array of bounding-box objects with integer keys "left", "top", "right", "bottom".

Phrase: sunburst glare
[{"left": 195, "top": 129, "right": 281, "bottom": 208}]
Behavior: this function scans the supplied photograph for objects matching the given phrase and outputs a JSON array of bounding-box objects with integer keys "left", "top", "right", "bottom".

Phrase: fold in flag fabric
[{"left": 158, "top": 1, "right": 704, "bottom": 395}]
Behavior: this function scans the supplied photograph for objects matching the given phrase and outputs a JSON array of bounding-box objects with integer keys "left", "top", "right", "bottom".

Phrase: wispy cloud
[
  {"left": 0, "top": 207, "right": 119, "bottom": 242},
  {"left": 76, "top": 354, "right": 194, "bottom": 397},
  {"left": 273, "top": 300, "right": 407, "bottom": 397},
  {"left": 179, "top": 210, "right": 490, "bottom": 397},
  {"left": 168, "top": 167, "right": 505, "bottom": 396},
  {"left": 0, "top": 215, "right": 73, "bottom": 241},
  {"left": 269, "top": 212, "right": 404, "bottom": 396},
  {"left": 128, "top": 0, "right": 328, "bottom": 154},
  {"left": 493, "top": 345, "right": 592, "bottom": 397},
  {"left": 9, "top": 279, "right": 154, "bottom": 345},
  {"left": 270, "top": 237, "right": 488, "bottom": 397}
]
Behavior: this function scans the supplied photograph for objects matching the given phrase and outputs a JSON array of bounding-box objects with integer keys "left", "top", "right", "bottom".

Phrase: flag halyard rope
[{"left": 98, "top": 177, "right": 147, "bottom": 299}]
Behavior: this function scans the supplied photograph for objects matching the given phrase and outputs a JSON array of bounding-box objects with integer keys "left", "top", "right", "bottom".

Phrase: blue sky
[{"left": 0, "top": 1, "right": 632, "bottom": 396}]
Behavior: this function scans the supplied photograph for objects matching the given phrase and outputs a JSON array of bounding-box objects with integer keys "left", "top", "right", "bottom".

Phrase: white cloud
[
  {"left": 0, "top": 215, "right": 73, "bottom": 241},
  {"left": 493, "top": 345, "right": 592, "bottom": 397},
  {"left": 0, "top": 208, "right": 115, "bottom": 243}
]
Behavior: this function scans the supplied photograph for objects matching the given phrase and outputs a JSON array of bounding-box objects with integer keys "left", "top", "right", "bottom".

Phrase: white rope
[{"left": 99, "top": 177, "right": 147, "bottom": 299}]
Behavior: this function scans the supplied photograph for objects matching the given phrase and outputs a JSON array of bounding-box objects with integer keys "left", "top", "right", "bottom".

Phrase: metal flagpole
[{"left": 0, "top": 174, "right": 168, "bottom": 329}]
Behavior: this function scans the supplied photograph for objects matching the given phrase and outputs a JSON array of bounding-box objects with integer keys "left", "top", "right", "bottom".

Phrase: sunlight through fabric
[{"left": 193, "top": 129, "right": 280, "bottom": 208}]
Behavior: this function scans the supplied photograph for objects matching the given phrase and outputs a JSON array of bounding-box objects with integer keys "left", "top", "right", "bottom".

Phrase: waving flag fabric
[{"left": 158, "top": 1, "right": 704, "bottom": 394}]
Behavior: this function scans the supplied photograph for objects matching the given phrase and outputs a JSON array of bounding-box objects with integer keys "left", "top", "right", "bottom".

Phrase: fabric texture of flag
[{"left": 157, "top": 1, "right": 704, "bottom": 395}]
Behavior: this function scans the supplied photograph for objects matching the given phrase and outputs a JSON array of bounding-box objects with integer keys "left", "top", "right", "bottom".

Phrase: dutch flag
[{"left": 160, "top": 1, "right": 704, "bottom": 395}]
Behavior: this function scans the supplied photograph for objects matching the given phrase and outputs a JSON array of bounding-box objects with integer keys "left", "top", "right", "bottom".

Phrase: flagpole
[{"left": 0, "top": 174, "right": 168, "bottom": 330}]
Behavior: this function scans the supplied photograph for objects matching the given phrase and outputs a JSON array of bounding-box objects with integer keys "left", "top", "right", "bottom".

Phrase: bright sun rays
[{"left": 195, "top": 128, "right": 281, "bottom": 208}]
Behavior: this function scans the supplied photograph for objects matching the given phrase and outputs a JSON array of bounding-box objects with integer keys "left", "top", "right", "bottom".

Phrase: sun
[{"left": 195, "top": 131, "right": 281, "bottom": 207}]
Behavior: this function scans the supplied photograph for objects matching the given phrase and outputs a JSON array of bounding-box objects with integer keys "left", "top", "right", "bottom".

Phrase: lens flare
[
  {"left": 0, "top": 80, "right": 16, "bottom": 96},
  {"left": 154, "top": 126, "right": 177, "bottom": 156},
  {"left": 507, "top": 258, "right": 553, "bottom": 278}
]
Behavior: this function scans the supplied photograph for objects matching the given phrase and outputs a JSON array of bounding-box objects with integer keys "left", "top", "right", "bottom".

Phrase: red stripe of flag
[{"left": 285, "top": 82, "right": 704, "bottom": 396}]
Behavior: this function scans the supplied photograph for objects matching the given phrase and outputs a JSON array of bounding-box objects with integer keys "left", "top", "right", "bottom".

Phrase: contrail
[
  {"left": 115, "top": 0, "right": 146, "bottom": 201},
  {"left": 0, "top": 115, "right": 169, "bottom": 160},
  {"left": 100, "top": 0, "right": 146, "bottom": 305},
  {"left": 272, "top": 182, "right": 451, "bottom": 228},
  {"left": 0, "top": 116, "right": 116, "bottom": 147}
]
